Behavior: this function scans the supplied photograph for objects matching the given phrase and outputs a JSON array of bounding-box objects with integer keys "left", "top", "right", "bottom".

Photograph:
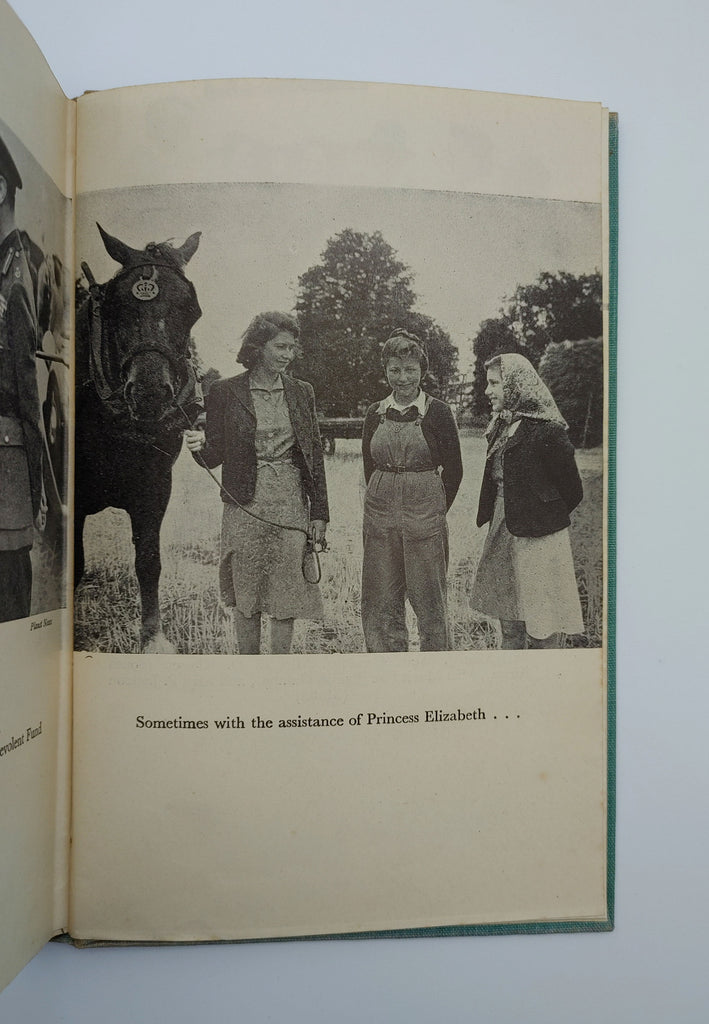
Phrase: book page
[
  {"left": 0, "top": 0, "right": 73, "bottom": 993},
  {"left": 70, "top": 79, "right": 611, "bottom": 940}
]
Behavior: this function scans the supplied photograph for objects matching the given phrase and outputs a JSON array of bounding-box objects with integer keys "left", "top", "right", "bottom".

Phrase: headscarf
[
  {"left": 485, "top": 352, "right": 567, "bottom": 452},
  {"left": 488, "top": 352, "right": 566, "bottom": 424}
]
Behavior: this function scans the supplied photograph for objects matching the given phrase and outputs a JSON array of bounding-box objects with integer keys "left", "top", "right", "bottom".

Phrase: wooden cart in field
[{"left": 317, "top": 416, "right": 365, "bottom": 454}]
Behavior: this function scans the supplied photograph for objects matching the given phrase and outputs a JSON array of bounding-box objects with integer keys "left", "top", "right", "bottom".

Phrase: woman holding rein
[
  {"left": 361, "top": 329, "right": 463, "bottom": 652},
  {"left": 471, "top": 352, "right": 584, "bottom": 649},
  {"left": 185, "top": 312, "right": 328, "bottom": 655}
]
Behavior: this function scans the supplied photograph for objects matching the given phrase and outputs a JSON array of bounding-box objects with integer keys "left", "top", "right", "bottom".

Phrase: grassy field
[
  {"left": 74, "top": 430, "right": 603, "bottom": 653},
  {"left": 29, "top": 524, "right": 67, "bottom": 617}
]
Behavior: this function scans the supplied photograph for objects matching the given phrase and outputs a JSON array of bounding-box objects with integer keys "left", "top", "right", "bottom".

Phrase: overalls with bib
[{"left": 361, "top": 397, "right": 449, "bottom": 652}]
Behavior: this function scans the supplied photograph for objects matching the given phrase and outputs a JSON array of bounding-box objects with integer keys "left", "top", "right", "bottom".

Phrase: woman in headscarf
[
  {"left": 361, "top": 329, "right": 463, "bottom": 652},
  {"left": 471, "top": 352, "right": 584, "bottom": 649}
]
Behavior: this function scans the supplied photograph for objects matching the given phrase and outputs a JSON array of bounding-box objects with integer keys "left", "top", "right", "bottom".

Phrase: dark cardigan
[
  {"left": 362, "top": 396, "right": 463, "bottom": 510},
  {"left": 476, "top": 417, "right": 582, "bottom": 538},
  {"left": 195, "top": 371, "right": 329, "bottom": 522}
]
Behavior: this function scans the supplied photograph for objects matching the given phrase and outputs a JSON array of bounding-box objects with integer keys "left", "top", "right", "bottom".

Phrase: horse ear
[
  {"left": 96, "top": 223, "right": 141, "bottom": 267},
  {"left": 176, "top": 231, "right": 201, "bottom": 265}
]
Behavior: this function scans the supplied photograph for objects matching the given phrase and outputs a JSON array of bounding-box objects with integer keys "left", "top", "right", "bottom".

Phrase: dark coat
[
  {"left": 362, "top": 396, "right": 463, "bottom": 510},
  {"left": 476, "top": 417, "right": 583, "bottom": 538},
  {"left": 0, "top": 229, "right": 42, "bottom": 525},
  {"left": 196, "top": 371, "right": 329, "bottom": 522}
]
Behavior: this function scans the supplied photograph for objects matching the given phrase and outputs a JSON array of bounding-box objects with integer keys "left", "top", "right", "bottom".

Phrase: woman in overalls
[{"left": 361, "top": 330, "right": 462, "bottom": 652}]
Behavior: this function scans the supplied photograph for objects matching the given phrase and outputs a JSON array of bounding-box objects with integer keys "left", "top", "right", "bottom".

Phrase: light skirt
[{"left": 472, "top": 495, "right": 584, "bottom": 639}]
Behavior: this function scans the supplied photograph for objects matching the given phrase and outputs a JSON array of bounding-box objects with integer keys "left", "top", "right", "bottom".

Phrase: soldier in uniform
[{"left": 0, "top": 132, "right": 44, "bottom": 622}]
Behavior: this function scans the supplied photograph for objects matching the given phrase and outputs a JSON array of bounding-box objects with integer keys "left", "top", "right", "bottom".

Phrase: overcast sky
[{"left": 77, "top": 180, "right": 601, "bottom": 378}]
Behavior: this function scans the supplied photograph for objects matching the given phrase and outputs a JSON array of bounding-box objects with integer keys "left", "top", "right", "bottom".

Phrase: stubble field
[{"left": 74, "top": 431, "right": 603, "bottom": 654}]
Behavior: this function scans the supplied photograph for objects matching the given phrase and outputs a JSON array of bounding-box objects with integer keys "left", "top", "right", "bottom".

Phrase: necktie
[{"left": 386, "top": 406, "right": 419, "bottom": 423}]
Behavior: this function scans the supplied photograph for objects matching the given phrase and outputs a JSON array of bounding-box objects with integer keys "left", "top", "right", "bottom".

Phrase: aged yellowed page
[
  {"left": 0, "top": 0, "right": 73, "bottom": 992},
  {"left": 71, "top": 651, "right": 606, "bottom": 938},
  {"left": 70, "top": 79, "right": 610, "bottom": 939}
]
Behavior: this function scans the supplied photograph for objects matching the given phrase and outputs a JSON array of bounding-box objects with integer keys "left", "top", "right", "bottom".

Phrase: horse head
[{"left": 95, "top": 223, "right": 202, "bottom": 428}]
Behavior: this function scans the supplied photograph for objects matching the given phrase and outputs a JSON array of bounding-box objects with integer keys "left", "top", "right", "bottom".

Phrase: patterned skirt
[{"left": 219, "top": 461, "right": 323, "bottom": 621}]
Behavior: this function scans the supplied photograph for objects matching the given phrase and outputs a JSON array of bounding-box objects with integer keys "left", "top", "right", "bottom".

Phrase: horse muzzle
[{"left": 124, "top": 375, "right": 177, "bottom": 425}]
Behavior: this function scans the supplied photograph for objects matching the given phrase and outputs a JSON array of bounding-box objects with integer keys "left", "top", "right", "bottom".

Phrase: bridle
[
  {"left": 81, "top": 257, "right": 198, "bottom": 416},
  {"left": 80, "top": 257, "right": 326, "bottom": 584}
]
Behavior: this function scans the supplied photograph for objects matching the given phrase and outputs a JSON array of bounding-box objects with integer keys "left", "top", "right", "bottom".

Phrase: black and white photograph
[
  {"left": 0, "top": 118, "right": 70, "bottom": 623},
  {"left": 6, "top": 0, "right": 709, "bottom": 1015},
  {"left": 74, "top": 180, "right": 604, "bottom": 655}
]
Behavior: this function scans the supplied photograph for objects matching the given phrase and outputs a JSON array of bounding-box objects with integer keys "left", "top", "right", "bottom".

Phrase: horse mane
[{"left": 141, "top": 240, "right": 188, "bottom": 270}]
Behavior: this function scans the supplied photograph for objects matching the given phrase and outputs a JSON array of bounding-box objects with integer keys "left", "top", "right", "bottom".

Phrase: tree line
[
  {"left": 469, "top": 270, "right": 603, "bottom": 448},
  {"left": 78, "top": 229, "right": 604, "bottom": 448},
  {"left": 292, "top": 228, "right": 458, "bottom": 415}
]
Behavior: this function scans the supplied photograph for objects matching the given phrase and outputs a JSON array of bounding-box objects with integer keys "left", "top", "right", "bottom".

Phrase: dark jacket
[
  {"left": 0, "top": 229, "right": 43, "bottom": 523},
  {"left": 477, "top": 417, "right": 582, "bottom": 538},
  {"left": 196, "top": 371, "right": 329, "bottom": 522},
  {"left": 362, "top": 396, "right": 463, "bottom": 510}
]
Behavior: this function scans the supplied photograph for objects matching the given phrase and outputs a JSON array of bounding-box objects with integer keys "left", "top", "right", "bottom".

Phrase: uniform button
[{"left": 3, "top": 435, "right": 9, "bottom": 444}]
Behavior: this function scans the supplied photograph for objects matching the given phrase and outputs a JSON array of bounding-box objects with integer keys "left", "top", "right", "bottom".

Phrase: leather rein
[
  {"left": 173, "top": 400, "right": 327, "bottom": 586},
  {"left": 81, "top": 259, "right": 325, "bottom": 584}
]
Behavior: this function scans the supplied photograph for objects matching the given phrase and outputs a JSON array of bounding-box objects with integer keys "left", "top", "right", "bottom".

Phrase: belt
[
  {"left": 375, "top": 465, "right": 436, "bottom": 474},
  {"left": 256, "top": 456, "right": 296, "bottom": 473}
]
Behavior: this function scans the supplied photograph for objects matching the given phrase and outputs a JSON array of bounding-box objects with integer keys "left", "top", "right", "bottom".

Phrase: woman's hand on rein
[
  {"left": 184, "top": 429, "right": 206, "bottom": 453},
  {"left": 309, "top": 519, "right": 327, "bottom": 547}
]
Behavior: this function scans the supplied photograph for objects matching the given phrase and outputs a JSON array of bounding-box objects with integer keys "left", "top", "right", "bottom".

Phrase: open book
[{"left": 0, "top": 0, "right": 615, "bottom": 994}]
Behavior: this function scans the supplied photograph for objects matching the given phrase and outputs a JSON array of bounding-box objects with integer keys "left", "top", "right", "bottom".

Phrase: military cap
[{"left": 0, "top": 132, "right": 22, "bottom": 191}]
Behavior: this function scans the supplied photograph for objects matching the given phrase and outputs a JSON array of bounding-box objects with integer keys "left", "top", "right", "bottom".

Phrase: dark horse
[{"left": 75, "top": 224, "right": 202, "bottom": 652}]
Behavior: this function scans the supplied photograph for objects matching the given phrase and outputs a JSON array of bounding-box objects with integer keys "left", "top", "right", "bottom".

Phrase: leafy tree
[
  {"left": 469, "top": 270, "right": 602, "bottom": 422},
  {"left": 469, "top": 318, "right": 519, "bottom": 418},
  {"left": 539, "top": 337, "right": 603, "bottom": 448},
  {"left": 503, "top": 270, "right": 602, "bottom": 366},
  {"left": 294, "top": 229, "right": 457, "bottom": 414}
]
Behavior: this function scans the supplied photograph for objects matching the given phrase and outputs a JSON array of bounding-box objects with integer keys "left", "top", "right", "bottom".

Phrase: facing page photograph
[{"left": 0, "top": 0, "right": 615, "bottom": 995}]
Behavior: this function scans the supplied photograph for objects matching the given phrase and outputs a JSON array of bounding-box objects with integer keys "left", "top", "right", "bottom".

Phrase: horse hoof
[{"left": 142, "top": 632, "right": 176, "bottom": 654}]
